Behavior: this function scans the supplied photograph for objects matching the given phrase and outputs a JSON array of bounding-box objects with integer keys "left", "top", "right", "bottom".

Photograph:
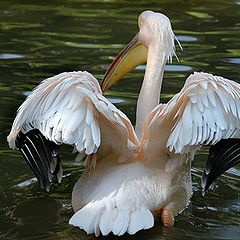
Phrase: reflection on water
[
  {"left": 177, "top": 35, "right": 198, "bottom": 42},
  {"left": 0, "top": 0, "right": 240, "bottom": 239},
  {"left": 224, "top": 58, "right": 240, "bottom": 64},
  {"left": 0, "top": 53, "right": 24, "bottom": 59},
  {"left": 165, "top": 65, "right": 192, "bottom": 71}
]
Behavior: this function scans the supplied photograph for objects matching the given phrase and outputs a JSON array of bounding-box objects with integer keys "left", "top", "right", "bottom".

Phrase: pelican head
[{"left": 101, "top": 10, "right": 177, "bottom": 92}]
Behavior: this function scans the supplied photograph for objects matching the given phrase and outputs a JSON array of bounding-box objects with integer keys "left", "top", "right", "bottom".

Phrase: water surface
[{"left": 0, "top": 0, "right": 239, "bottom": 239}]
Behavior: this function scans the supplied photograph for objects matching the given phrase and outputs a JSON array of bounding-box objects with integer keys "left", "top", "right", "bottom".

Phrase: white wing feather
[
  {"left": 7, "top": 71, "right": 138, "bottom": 161},
  {"left": 145, "top": 72, "right": 240, "bottom": 159}
]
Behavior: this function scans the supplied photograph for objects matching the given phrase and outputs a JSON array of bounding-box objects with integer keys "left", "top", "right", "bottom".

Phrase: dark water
[{"left": 0, "top": 0, "right": 240, "bottom": 239}]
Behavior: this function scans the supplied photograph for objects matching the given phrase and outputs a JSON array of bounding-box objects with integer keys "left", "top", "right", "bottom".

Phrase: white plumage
[
  {"left": 7, "top": 10, "right": 240, "bottom": 236},
  {"left": 164, "top": 72, "right": 240, "bottom": 154},
  {"left": 8, "top": 71, "right": 138, "bottom": 158}
]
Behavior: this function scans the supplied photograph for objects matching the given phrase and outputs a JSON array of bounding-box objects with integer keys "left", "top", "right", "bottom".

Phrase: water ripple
[
  {"left": 224, "top": 58, "right": 240, "bottom": 64},
  {"left": 177, "top": 35, "right": 198, "bottom": 42},
  {"left": 0, "top": 53, "right": 24, "bottom": 59},
  {"left": 136, "top": 65, "right": 192, "bottom": 71}
]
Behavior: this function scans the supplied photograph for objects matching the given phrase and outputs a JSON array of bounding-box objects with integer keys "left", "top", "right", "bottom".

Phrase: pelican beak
[{"left": 101, "top": 35, "right": 148, "bottom": 93}]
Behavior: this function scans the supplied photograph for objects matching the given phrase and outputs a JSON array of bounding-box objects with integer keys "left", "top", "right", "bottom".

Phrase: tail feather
[
  {"left": 94, "top": 212, "right": 102, "bottom": 237},
  {"left": 112, "top": 211, "right": 130, "bottom": 236},
  {"left": 128, "top": 208, "right": 154, "bottom": 235},
  {"left": 69, "top": 200, "right": 104, "bottom": 236},
  {"left": 69, "top": 198, "right": 154, "bottom": 236},
  {"left": 99, "top": 208, "right": 117, "bottom": 235}
]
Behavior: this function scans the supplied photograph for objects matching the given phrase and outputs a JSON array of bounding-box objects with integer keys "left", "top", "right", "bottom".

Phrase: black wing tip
[
  {"left": 16, "top": 129, "right": 62, "bottom": 191},
  {"left": 201, "top": 138, "right": 240, "bottom": 195},
  {"left": 15, "top": 130, "right": 27, "bottom": 149}
]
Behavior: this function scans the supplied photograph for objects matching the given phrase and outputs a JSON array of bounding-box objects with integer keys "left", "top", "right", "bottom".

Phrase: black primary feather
[
  {"left": 202, "top": 138, "right": 240, "bottom": 195},
  {"left": 15, "top": 129, "right": 62, "bottom": 191}
]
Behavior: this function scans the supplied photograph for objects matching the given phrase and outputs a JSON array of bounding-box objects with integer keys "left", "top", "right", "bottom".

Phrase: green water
[{"left": 0, "top": 0, "right": 239, "bottom": 239}]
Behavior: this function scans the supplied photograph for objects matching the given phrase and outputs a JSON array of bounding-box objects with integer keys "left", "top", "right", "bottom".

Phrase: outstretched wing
[
  {"left": 8, "top": 71, "right": 138, "bottom": 191},
  {"left": 143, "top": 72, "right": 240, "bottom": 192}
]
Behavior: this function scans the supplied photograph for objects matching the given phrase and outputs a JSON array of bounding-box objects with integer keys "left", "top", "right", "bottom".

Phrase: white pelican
[{"left": 7, "top": 10, "right": 240, "bottom": 236}]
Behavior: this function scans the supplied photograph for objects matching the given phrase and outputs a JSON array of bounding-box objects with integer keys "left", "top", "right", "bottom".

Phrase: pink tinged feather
[
  {"left": 228, "top": 96, "right": 237, "bottom": 118},
  {"left": 200, "top": 90, "right": 209, "bottom": 107},
  {"left": 228, "top": 114, "right": 237, "bottom": 130},
  {"left": 210, "top": 80, "right": 218, "bottom": 89},
  {"left": 196, "top": 124, "right": 203, "bottom": 144},
  {"left": 173, "top": 103, "right": 184, "bottom": 120},
  {"left": 224, "top": 128, "right": 234, "bottom": 139},
  {"left": 201, "top": 122, "right": 207, "bottom": 144},
  {"left": 95, "top": 101, "right": 110, "bottom": 120},
  {"left": 203, "top": 107, "right": 215, "bottom": 130},
  {"left": 62, "top": 111, "right": 81, "bottom": 143},
  {"left": 54, "top": 110, "right": 69, "bottom": 134},
  {"left": 175, "top": 137, "right": 183, "bottom": 153},
  {"left": 212, "top": 104, "right": 226, "bottom": 130},
  {"left": 127, "top": 139, "right": 137, "bottom": 151},
  {"left": 64, "top": 109, "right": 84, "bottom": 143},
  {"left": 233, "top": 88, "right": 240, "bottom": 99},
  {"left": 68, "top": 92, "right": 83, "bottom": 111},
  {"left": 206, "top": 123, "right": 210, "bottom": 140},
  {"left": 190, "top": 123, "right": 198, "bottom": 145},
  {"left": 84, "top": 128, "right": 95, "bottom": 154},
  {"left": 192, "top": 104, "right": 203, "bottom": 127},
  {"left": 86, "top": 102, "right": 94, "bottom": 125},
  {"left": 82, "top": 120, "right": 90, "bottom": 143},
  {"left": 167, "top": 119, "right": 182, "bottom": 150},
  {"left": 189, "top": 93, "right": 197, "bottom": 104},
  {"left": 212, "top": 127, "right": 221, "bottom": 144},
  {"left": 113, "top": 112, "right": 125, "bottom": 128},
  {"left": 219, "top": 82, "right": 235, "bottom": 98},
  {"left": 207, "top": 87, "right": 216, "bottom": 107},
  {"left": 173, "top": 122, "right": 184, "bottom": 153},
  {"left": 216, "top": 89, "right": 230, "bottom": 113},
  {"left": 65, "top": 129, "right": 80, "bottom": 145},
  {"left": 179, "top": 103, "right": 192, "bottom": 146},
  {"left": 236, "top": 99, "right": 240, "bottom": 119},
  {"left": 200, "top": 80, "right": 208, "bottom": 90},
  {"left": 90, "top": 120, "right": 101, "bottom": 148},
  {"left": 206, "top": 129, "right": 214, "bottom": 145},
  {"left": 196, "top": 95, "right": 204, "bottom": 112},
  {"left": 107, "top": 101, "right": 118, "bottom": 112}
]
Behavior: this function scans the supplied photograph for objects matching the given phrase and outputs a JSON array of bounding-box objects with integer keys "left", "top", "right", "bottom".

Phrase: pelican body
[{"left": 7, "top": 11, "right": 240, "bottom": 236}]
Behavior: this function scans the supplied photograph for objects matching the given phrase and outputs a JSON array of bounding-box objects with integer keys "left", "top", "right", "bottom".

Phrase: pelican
[{"left": 7, "top": 10, "right": 240, "bottom": 236}]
